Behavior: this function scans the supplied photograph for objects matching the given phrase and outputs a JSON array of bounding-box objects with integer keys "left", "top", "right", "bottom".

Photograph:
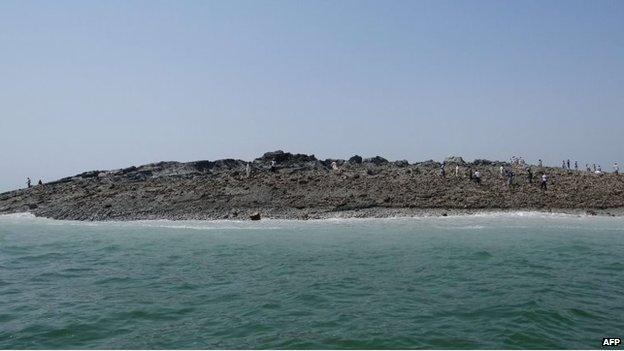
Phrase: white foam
[
  {"left": 0, "top": 212, "right": 37, "bottom": 219},
  {"left": 1, "top": 210, "right": 622, "bottom": 232}
]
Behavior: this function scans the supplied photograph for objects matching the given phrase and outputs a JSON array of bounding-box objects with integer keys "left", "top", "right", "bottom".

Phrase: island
[{"left": 1, "top": 151, "right": 622, "bottom": 220}]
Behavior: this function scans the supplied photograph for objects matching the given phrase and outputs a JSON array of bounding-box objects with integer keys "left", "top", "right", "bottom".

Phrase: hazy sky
[{"left": 1, "top": 0, "right": 623, "bottom": 191}]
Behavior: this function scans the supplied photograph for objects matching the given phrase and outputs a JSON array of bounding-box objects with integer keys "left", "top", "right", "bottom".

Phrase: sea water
[{"left": 0, "top": 213, "right": 622, "bottom": 349}]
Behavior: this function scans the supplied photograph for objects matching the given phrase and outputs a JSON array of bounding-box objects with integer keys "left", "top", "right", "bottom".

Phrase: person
[
  {"left": 245, "top": 163, "right": 251, "bottom": 178},
  {"left": 38, "top": 179, "right": 43, "bottom": 186},
  {"left": 499, "top": 165, "right": 505, "bottom": 178},
  {"left": 455, "top": 164, "right": 459, "bottom": 177},
  {"left": 562, "top": 160, "right": 566, "bottom": 169},
  {"left": 474, "top": 170, "right": 482, "bottom": 184},
  {"left": 567, "top": 159, "right": 570, "bottom": 169},
  {"left": 506, "top": 169, "right": 515, "bottom": 187},
  {"left": 440, "top": 164, "right": 446, "bottom": 178},
  {"left": 593, "top": 164, "right": 596, "bottom": 172},
  {"left": 27, "top": 177, "right": 31, "bottom": 188},
  {"left": 540, "top": 174, "right": 548, "bottom": 190},
  {"left": 331, "top": 161, "right": 339, "bottom": 171},
  {"left": 586, "top": 164, "right": 591, "bottom": 172},
  {"left": 614, "top": 162, "right": 619, "bottom": 175},
  {"left": 574, "top": 161, "right": 578, "bottom": 171},
  {"left": 526, "top": 167, "right": 533, "bottom": 183},
  {"left": 538, "top": 159, "right": 543, "bottom": 167},
  {"left": 270, "top": 160, "right": 276, "bottom": 172}
]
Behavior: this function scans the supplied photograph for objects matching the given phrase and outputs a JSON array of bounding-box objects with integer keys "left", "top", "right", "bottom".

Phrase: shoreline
[{"left": 2, "top": 207, "right": 624, "bottom": 223}]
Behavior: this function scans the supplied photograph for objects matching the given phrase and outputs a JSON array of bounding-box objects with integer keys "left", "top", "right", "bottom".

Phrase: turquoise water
[{"left": 0, "top": 213, "right": 623, "bottom": 349}]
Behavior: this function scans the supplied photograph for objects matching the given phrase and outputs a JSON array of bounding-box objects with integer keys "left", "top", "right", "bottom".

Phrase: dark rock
[
  {"left": 348, "top": 155, "right": 363, "bottom": 164},
  {"left": 260, "top": 150, "right": 285, "bottom": 160},
  {"left": 364, "top": 156, "right": 389, "bottom": 165},
  {"left": 120, "top": 166, "right": 137, "bottom": 174},
  {"left": 46, "top": 177, "right": 73, "bottom": 186},
  {"left": 418, "top": 160, "right": 440, "bottom": 167},
  {"left": 213, "top": 159, "right": 245, "bottom": 169},
  {"left": 473, "top": 159, "right": 493, "bottom": 166},
  {"left": 189, "top": 161, "right": 214, "bottom": 172},
  {"left": 250, "top": 212, "right": 261, "bottom": 220},
  {"left": 190, "top": 159, "right": 245, "bottom": 172},
  {"left": 76, "top": 171, "right": 100, "bottom": 179},
  {"left": 255, "top": 150, "right": 317, "bottom": 164}
]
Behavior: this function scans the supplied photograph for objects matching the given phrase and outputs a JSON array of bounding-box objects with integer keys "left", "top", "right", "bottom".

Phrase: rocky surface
[{"left": 1, "top": 151, "right": 623, "bottom": 220}]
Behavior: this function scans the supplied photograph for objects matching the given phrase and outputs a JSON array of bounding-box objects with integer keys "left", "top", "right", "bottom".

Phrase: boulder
[
  {"left": 363, "top": 156, "right": 389, "bottom": 165},
  {"left": 250, "top": 212, "right": 261, "bottom": 220},
  {"left": 348, "top": 155, "right": 363, "bottom": 164},
  {"left": 260, "top": 150, "right": 286, "bottom": 161}
]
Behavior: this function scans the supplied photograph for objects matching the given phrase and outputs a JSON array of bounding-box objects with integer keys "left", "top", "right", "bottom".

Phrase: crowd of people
[
  {"left": 437, "top": 157, "right": 620, "bottom": 191},
  {"left": 559, "top": 159, "right": 620, "bottom": 175}
]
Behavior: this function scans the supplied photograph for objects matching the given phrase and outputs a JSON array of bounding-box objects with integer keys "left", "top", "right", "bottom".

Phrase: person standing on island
[
  {"left": 538, "top": 159, "right": 543, "bottom": 167},
  {"left": 245, "top": 163, "right": 251, "bottom": 178},
  {"left": 562, "top": 160, "right": 566, "bottom": 169},
  {"left": 506, "top": 169, "right": 515, "bottom": 187},
  {"left": 527, "top": 167, "right": 533, "bottom": 183},
  {"left": 38, "top": 179, "right": 43, "bottom": 186},
  {"left": 540, "top": 174, "right": 548, "bottom": 191},
  {"left": 474, "top": 170, "right": 482, "bottom": 184},
  {"left": 455, "top": 164, "right": 459, "bottom": 177},
  {"left": 440, "top": 164, "right": 446, "bottom": 178},
  {"left": 499, "top": 165, "right": 505, "bottom": 178},
  {"left": 27, "top": 177, "right": 31, "bottom": 188},
  {"left": 574, "top": 161, "right": 578, "bottom": 171},
  {"left": 593, "top": 164, "right": 596, "bottom": 172},
  {"left": 614, "top": 162, "right": 619, "bottom": 175},
  {"left": 586, "top": 164, "right": 591, "bottom": 172},
  {"left": 331, "top": 161, "right": 340, "bottom": 172},
  {"left": 567, "top": 159, "right": 570, "bottom": 169}
]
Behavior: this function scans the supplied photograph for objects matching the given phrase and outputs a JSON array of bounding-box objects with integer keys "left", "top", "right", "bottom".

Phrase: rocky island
[{"left": 1, "top": 151, "right": 623, "bottom": 220}]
